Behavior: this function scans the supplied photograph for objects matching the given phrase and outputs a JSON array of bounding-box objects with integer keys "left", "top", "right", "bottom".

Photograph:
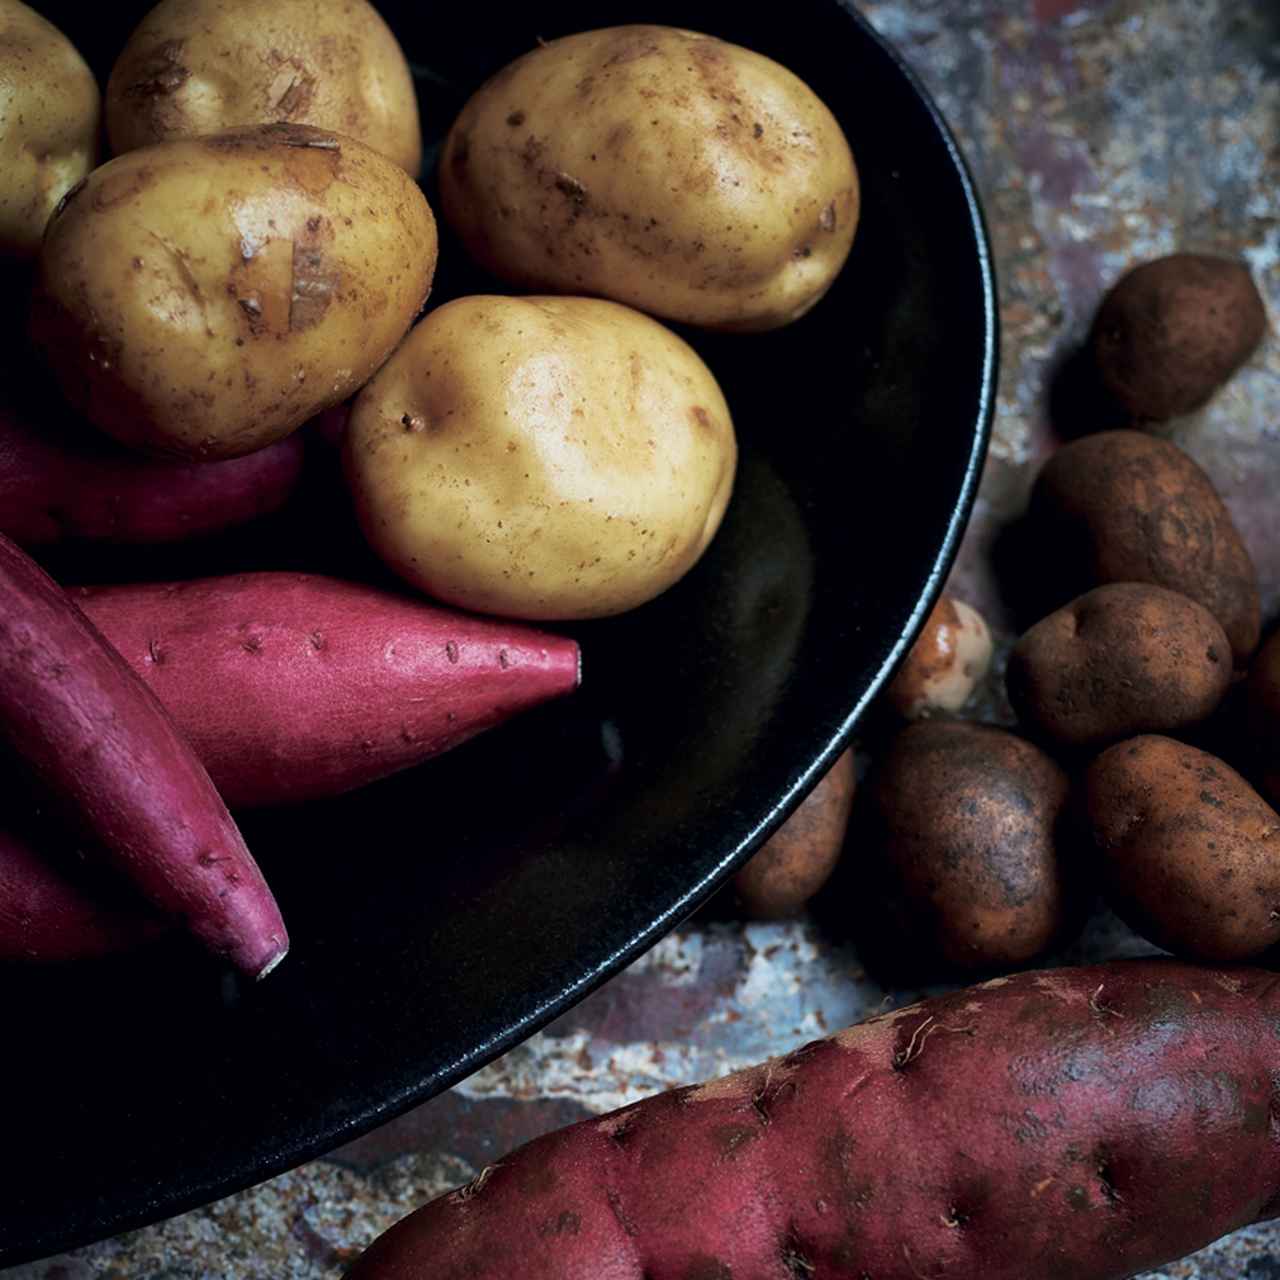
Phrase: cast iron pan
[{"left": 0, "top": 0, "right": 996, "bottom": 1261}]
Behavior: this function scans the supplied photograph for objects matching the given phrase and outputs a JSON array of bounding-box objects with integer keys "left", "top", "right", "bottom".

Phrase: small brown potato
[
  {"left": 1247, "top": 630, "right": 1280, "bottom": 810},
  {"left": 1091, "top": 253, "right": 1267, "bottom": 422},
  {"left": 1086, "top": 735, "right": 1280, "bottom": 962},
  {"left": 1028, "top": 430, "right": 1260, "bottom": 664},
  {"left": 345, "top": 294, "right": 736, "bottom": 621},
  {"left": 1007, "top": 583, "right": 1232, "bottom": 752},
  {"left": 32, "top": 124, "right": 437, "bottom": 460},
  {"left": 0, "top": 0, "right": 100, "bottom": 259},
  {"left": 885, "top": 593, "right": 992, "bottom": 719},
  {"left": 440, "top": 25, "right": 859, "bottom": 332},
  {"left": 863, "top": 721, "right": 1074, "bottom": 973},
  {"left": 106, "top": 0, "right": 421, "bottom": 176},
  {"left": 732, "top": 750, "right": 855, "bottom": 919}
]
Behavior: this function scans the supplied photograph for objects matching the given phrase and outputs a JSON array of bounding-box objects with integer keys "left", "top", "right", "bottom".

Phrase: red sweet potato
[
  {"left": 0, "top": 537, "right": 286, "bottom": 976},
  {"left": 350, "top": 960, "right": 1280, "bottom": 1280},
  {"left": 0, "top": 394, "right": 305, "bottom": 547},
  {"left": 76, "top": 573, "right": 582, "bottom": 808},
  {"left": 0, "top": 824, "right": 165, "bottom": 962}
]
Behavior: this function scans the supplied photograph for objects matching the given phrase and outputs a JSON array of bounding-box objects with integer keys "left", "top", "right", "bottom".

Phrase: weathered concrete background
[{"left": 9, "top": 0, "right": 1277, "bottom": 1275}]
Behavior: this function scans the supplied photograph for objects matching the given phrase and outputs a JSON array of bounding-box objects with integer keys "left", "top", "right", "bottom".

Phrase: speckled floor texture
[{"left": 8, "top": 0, "right": 1278, "bottom": 1276}]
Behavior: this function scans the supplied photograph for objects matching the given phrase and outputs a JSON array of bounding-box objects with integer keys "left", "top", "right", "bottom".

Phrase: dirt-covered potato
[
  {"left": 1091, "top": 253, "right": 1267, "bottom": 422},
  {"left": 732, "top": 749, "right": 854, "bottom": 919},
  {"left": 0, "top": 0, "right": 99, "bottom": 260},
  {"left": 885, "top": 593, "right": 992, "bottom": 719},
  {"left": 1028, "top": 430, "right": 1260, "bottom": 664},
  {"left": 1247, "top": 630, "right": 1280, "bottom": 810},
  {"left": 346, "top": 294, "right": 735, "bottom": 620},
  {"left": 106, "top": 0, "right": 421, "bottom": 175},
  {"left": 32, "top": 123, "right": 436, "bottom": 460},
  {"left": 1008, "top": 583, "right": 1232, "bottom": 752},
  {"left": 1086, "top": 735, "right": 1280, "bottom": 962},
  {"left": 440, "top": 25, "right": 859, "bottom": 332},
  {"left": 862, "top": 721, "right": 1075, "bottom": 974}
]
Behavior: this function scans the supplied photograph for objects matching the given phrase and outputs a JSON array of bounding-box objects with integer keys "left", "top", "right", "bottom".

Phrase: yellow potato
[
  {"left": 0, "top": 0, "right": 99, "bottom": 259},
  {"left": 345, "top": 294, "right": 736, "bottom": 620},
  {"left": 106, "top": 0, "right": 421, "bottom": 176},
  {"left": 440, "top": 25, "right": 859, "bottom": 331},
  {"left": 33, "top": 123, "right": 437, "bottom": 460}
]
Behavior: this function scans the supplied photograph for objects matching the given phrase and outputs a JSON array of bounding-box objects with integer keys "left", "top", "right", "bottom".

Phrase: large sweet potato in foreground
[
  {"left": 77, "top": 573, "right": 582, "bottom": 807},
  {"left": 351, "top": 960, "right": 1280, "bottom": 1280}
]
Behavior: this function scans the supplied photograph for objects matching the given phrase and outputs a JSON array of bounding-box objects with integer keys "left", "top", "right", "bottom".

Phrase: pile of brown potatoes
[
  {"left": 2, "top": 0, "right": 862, "bottom": 623},
  {"left": 737, "top": 252, "right": 1277, "bottom": 977}
]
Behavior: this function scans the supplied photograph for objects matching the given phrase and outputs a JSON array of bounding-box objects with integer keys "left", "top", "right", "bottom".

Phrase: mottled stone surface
[{"left": 10, "top": 0, "right": 1278, "bottom": 1276}]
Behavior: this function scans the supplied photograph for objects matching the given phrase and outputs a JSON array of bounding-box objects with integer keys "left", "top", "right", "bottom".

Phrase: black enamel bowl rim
[{"left": 13, "top": 5, "right": 995, "bottom": 1262}]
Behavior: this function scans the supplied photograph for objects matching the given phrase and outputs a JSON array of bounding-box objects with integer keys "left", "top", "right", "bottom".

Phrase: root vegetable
[
  {"left": 1027, "top": 430, "right": 1260, "bottom": 664},
  {"left": 732, "top": 750, "right": 854, "bottom": 919},
  {"left": 1007, "top": 583, "right": 1232, "bottom": 752},
  {"left": 0, "top": 536, "right": 286, "bottom": 976},
  {"left": 0, "top": 393, "right": 305, "bottom": 547},
  {"left": 885, "top": 593, "right": 992, "bottom": 719},
  {"left": 0, "top": 824, "right": 165, "bottom": 962},
  {"left": 76, "top": 572, "right": 582, "bottom": 808},
  {"left": 349, "top": 959, "right": 1280, "bottom": 1280},
  {"left": 1085, "top": 734, "right": 1280, "bottom": 962}
]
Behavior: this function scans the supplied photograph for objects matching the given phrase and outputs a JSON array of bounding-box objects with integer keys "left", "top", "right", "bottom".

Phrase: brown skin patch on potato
[
  {"left": 265, "top": 49, "right": 318, "bottom": 117},
  {"left": 1086, "top": 735, "right": 1280, "bottom": 961},
  {"left": 733, "top": 751, "right": 855, "bottom": 919},
  {"left": 601, "top": 31, "right": 663, "bottom": 67},
  {"left": 230, "top": 234, "right": 294, "bottom": 336},
  {"left": 288, "top": 215, "right": 339, "bottom": 331},
  {"left": 861, "top": 722, "right": 1077, "bottom": 974},
  {"left": 1008, "top": 583, "right": 1233, "bottom": 752},
  {"left": 1028, "top": 430, "right": 1260, "bottom": 664},
  {"left": 282, "top": 142, "right": 341, "bottom": 196},
  {"left": 121, "top": 38, "right": 190, "bottom": 101},
  {"left": 91, "top": 166, "right": 156, "bottom": 211},
  {"left": 1091, "top": 253, "right": 1267, "bottom": 422}
]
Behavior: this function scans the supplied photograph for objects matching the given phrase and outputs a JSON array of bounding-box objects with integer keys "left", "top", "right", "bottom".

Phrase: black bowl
[{"left": 0, "top": 0, "right": 995, "bottom": 1263}]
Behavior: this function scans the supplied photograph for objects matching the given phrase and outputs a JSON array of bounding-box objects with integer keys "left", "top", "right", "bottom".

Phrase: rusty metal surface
[{"left": 8, "top": 0, "right": 1279, "bottom": 1275}]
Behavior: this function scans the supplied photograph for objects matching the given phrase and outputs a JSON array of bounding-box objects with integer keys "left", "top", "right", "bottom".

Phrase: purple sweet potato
[
  {"left": 0, "top": 536, "right": 286, "bottom": 976},
  {"left": 350, "top": 960, "right": 1280, "bottom": 1280},
  {"left": 76, "top": 573, "right": 582, "bottom": 808},
  {"left": 0, "top": 824, "right": 165, "bottom": 962},
  {"left": 0, "top": 392, "right": 305, "bottom": 547}
]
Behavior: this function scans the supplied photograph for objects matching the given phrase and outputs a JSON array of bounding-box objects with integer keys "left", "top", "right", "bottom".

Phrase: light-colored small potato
[
  {"left": 345, "top": 294, "right": 736, "bottom": 621},
  {"left": 733, "top": 750, "right": 854, "bottom": 919},
  {"left": 440, "top": 25, "right": 859, "bottom": 331},
  {"left": 1086, "top": 735, "right": 1280, "bottom": 962},
  {"left": 1008, "top": 583, "right": 1232, "bottom": 751},
  {"left": 32, "top": 124, "right": 437, "bottom": 460},
  {"left": 886, "top": 593, "right": 992, "bottom": 719},
  {"left": 0, "top": 0, "right": 99, "bottom": 259},
  {"left": 106, "top": 0, "right": 421, "bottom": 175}
]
